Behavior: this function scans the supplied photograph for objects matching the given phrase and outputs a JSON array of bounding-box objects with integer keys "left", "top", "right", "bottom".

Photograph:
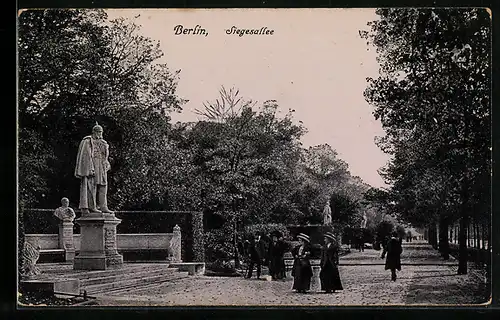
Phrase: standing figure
[
  {"left": 75, "top": 123, "right": 113, "bottom": 214},
  {"left": 320, "top": 232, "right": 343, "bottom": 293},
  {"left": 291, "top": 233, "right": 313, "bottom": 293},
  {"left": 245, "top": 233, "right": 265, "bottom": 279},
  {"left": 323, "top": 200, "right": 332, "bottom": 225},
  {"left": 266, "top": 230, "right": 287, "bottom": 280},
  {"left": 385, "top": 231, "right": 403, "bottom": 281}
]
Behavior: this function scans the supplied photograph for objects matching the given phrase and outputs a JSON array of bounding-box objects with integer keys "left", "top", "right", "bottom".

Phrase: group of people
[
  {"left": 240, "top": 230, "right": 288, "bottom": 280},
  {"left": 241, "top": 229, "right": 403, "bottom": 294},
  {"left": 291, "top": 232, "right": 343, "bottom": 294}
]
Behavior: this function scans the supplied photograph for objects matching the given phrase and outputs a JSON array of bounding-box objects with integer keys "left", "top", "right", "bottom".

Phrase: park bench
[{"left": 168, "top": 262, "right": 206, "bottom": 275}]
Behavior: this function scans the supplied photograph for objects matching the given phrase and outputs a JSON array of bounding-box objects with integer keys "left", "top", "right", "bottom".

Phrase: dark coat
[
  {"left": 267, "top": 240, "right": 287, "bottom": 279},
  {"left": 385, "top": 237, "right": 403, "bottom": 271},
  {"left": 319, "top": 243, "right": 343, "bottom": 291},
  {"left": 291, "top": 244, "right": 313, "bottom": 291},
  {"left": 245, "top": 239, "right": 266, "bottom": 262}
]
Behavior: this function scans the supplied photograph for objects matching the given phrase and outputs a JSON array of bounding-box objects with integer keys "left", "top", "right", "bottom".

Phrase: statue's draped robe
[
  {"left": 75, "top": 136, "right": 110, "bottom": 210},
  {"left": 323, "top": 204, "right": 332, "bottom": 225}
]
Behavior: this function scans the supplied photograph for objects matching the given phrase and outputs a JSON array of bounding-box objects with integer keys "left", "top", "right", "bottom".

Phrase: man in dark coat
[
  {"left": 266, "top": 231, "right": 287, "bottom": 280},
  {"left": 245, "top": 233, "right": 265, "bottom": 279},
  {"left": 320, "top": 231, "right": 343, "bottom": 293},
  {"left": 385, "top": 231, "right": 403, "bottom": 281},
  {"left": 291, "top": 233, "right": 313, "bottom": 293}
]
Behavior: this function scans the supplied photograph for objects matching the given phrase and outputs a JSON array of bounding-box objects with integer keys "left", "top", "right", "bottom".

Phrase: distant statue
[
  {"left": 75, "top": 123, "right": 113, "bottom": 214},
  {"left": 53, "top": 197, "right": 76, "bottom": 222},
  {"left": 360, "top": 212, "right": 367, "bottom": 229},
  {"left": 323, "top": 200, "right": 332, "bottom": 225},
  {"left": 22, "top": 241, "right": 42, "bottom": 278}
]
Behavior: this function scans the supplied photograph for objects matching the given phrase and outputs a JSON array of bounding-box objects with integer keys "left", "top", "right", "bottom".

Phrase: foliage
[
  {"left": 18, "top": 9, "right": 186, "bottom": 210},
  {"left": 204, "top": 222, "right": 235, "bottom": 262},
  {"left": 244, "top": 223, "right": 291, "bottom": 240},
  {"left": 361, "top": 8, "right": 491, "bottom": 273}
]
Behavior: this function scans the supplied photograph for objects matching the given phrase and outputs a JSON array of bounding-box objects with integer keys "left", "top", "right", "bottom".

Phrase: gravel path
[{"left": 96, "top": 241, "right": 489, "bottom": 306}]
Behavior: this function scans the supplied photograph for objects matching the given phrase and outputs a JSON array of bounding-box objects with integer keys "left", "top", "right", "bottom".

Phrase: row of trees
[
  {"left": 18, "top": 9, "right": 371, "bottom": 264},
  {"left": 360, "top": 8, "right": 491, "bottom": 274}
]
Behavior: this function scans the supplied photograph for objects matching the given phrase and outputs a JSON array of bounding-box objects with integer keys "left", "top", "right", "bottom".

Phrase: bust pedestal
[
  {"left": 73, "top": 213, "right": 123, "bottom": 270},
  {"left": 58, "top": 220, "right": 75, "bottom": 261}
]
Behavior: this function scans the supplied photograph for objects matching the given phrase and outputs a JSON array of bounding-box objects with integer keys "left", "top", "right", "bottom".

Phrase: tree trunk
[
  {"left": 458, "top": 216, "right": 469, "bottom": 274},
  {"left": 430, "top": 222, "right": 438, "bottom": 249},
  {"left": 481, "top": 222, "right": 486, "bottom": 250},
  {"left": 438, "top": 217, "right": 449, "bottom": 260},
  {"left": 233, "top": 218, "right": 240, "bottom": 269},
  {"left": 475, "top": 223, "right": 480, "bottom": 249}
]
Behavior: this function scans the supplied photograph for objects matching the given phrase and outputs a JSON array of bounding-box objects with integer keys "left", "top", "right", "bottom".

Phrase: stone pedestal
[
  {"left": 73, "top": 215, "right": 107, "bottom": 270},
  {"left": 74, "top": 213, "right": 123, "bottom": 270},
  {"left": 103, "top": 213, "right": 123, "bottom": 267},
  {"left": 58, "top": 220, "right": 75, "bottom": 262},
  {"left": 310, "top": 264, "right": 321, "bottom": 293}
]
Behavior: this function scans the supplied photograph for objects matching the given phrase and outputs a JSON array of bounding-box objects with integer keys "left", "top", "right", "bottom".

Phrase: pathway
[{"left": 96, "top": 241, "right": 490, "bottom": 306}]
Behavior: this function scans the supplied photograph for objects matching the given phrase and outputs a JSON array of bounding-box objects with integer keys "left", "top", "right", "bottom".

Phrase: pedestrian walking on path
[
  {"left": 320, "top": 232, "right": 343, "bottom": 293},
  {"left": 385, "top": 231, "right": 403, "bottom": 281},
  {"left": 291, "top": 233, "right": 313, "bottom": 293}
]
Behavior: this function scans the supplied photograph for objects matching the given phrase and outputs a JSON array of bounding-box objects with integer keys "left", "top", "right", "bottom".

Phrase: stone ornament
[
  {"left": 53, "top": 197, "right": 76, "bottom": 222},
  {"left": 21, "top": 241, "right": 42, "bottom": 278}
]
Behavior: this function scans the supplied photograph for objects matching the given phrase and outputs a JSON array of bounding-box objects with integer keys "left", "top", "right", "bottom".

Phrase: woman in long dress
[
  {"left": 385, "top": 231, "right": 403, "bottom": 281},
  {"left": 320, "top": 231, "right": 343, "bottom": 293},
  {"left": 291, "top": 233, "right": 313, "bottom": 293}
]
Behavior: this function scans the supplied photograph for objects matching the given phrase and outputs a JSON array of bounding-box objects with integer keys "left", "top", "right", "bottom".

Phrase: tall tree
[{"left": 361, "top": 8, "right": 491, "bottom": 274}]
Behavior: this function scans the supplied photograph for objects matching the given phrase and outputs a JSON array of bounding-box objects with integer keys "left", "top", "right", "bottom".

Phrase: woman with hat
[
  {"left": 320, "top": 231, "right": 343, "bottom": 293},
  {"left": 291, "top": 233, "right": 313, "bottom": 293}
]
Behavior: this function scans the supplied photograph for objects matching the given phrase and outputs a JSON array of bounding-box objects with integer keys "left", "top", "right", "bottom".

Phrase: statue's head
[
  {"left": 61, "top": 197, "right": 69, "bottom": 207},
  {"left": 92, "top": 122, "right": 104, "bottom": 139}
]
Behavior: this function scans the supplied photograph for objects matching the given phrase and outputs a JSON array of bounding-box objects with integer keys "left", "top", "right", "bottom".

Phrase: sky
[{"left": 106, "top": 9, "right": 391, "bottom": 189}]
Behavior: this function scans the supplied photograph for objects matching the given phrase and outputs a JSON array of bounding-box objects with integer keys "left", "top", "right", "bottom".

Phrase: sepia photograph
[{"left": 17, "top": 8, "right": 491, "bottom": 307}]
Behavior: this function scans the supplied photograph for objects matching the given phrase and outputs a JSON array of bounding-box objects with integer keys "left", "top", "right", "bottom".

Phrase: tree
[
  {"left": 361, "top": 8, "right": 491, "bottom": 274},
  {"left": 18, "top": 9, "right": 186, "bottom": 210},
  {"left": 189, "top": 87, "right": 307, "bottom": 265}
]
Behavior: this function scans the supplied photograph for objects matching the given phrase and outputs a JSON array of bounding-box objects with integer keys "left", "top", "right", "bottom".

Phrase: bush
[
  {"left": 244, "top": 223, "right": 291, "bottom": 241},
  {"left": 204, "top": 222, "right": 234, "bottom": 262}
]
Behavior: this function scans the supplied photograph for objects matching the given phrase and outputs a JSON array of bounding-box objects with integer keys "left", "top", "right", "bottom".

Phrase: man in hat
[
  {"left": 266, "top": 230, "right": 287, "bottom": 280},
  {"left": 320, "top": 231, "right": 343, "bottom": 293},
  {"left": 75, "top": 123, "right": 113, "bottom": 214},
  {"left": 291, "top": 233, "right": 313, "bottom": 293},
  {"left": 245, "top": 233, "right": 265, "bottom": 279}
]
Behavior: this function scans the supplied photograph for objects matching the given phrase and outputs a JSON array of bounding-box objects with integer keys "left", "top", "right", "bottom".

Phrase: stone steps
[
  {"left": 35, "top": 263, "right": 190, "bottom": 297},
  {"left": 94, "top": 272, "right": 189, "bottom": 296},
  {"left": 84, "top": 270, "right": 189, "bottom": 295},
  {"left": 80, "top": 268, "right": 170, "bottom": 286},
  {"left": 39, "top": 263, "right": 169, "bottom": 279}
]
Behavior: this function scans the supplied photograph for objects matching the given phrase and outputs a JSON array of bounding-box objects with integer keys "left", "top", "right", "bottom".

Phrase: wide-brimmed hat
[
  {"left": 297, "top": 233, "right": 310, "bottom": 243},
  {"left": 324, "top": 232, "right": 336, "bottom": 241}
]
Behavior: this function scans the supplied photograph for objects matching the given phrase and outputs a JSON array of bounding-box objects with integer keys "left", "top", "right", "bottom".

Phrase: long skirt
[
  {"left": 320, "top": 263, "right": 343, "bottom": 291},
  {"left": 292, "top": 259, "right": 312, "bottom": 291}
]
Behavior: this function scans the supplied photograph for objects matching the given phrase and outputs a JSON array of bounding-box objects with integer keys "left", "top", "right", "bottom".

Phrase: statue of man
[
  {"left": 361, "top": 212, "right": 367, "bottom": 229},
  {"left": 323, "top": 199, "right": 332, "bottom": 225},
  {"left": 53, "top": 197, "right": 76, "bottom": 222},
  {"left": 74, "top": 123, "right": 113, "bottom": 214}
]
